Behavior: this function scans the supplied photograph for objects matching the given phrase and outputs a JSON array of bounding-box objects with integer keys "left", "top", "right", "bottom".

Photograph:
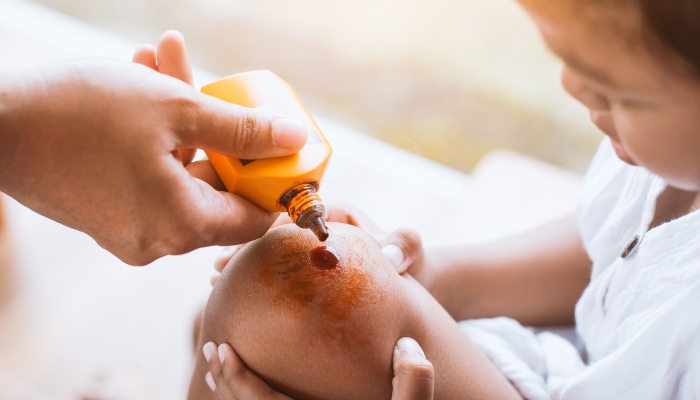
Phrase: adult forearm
[{"left": 428, "top": 214, "right": 591, "bottom": 326}]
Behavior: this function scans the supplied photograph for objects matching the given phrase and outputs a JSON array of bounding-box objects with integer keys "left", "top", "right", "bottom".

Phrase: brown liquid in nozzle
[
  {"left": 311, "top": 246, "right": 339, "bottom": 270},
  {"left": 282, "top": 183, "right": 329, "bottom": 241}
]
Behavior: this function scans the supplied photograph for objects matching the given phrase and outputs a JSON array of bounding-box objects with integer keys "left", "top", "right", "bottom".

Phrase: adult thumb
[{"left": 180, "top": 91, "right": 308, "bottom": 160}]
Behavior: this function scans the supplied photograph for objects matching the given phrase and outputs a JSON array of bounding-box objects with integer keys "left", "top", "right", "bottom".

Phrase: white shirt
[{"left": 460, "top": 138, "right": 700, "bottom": 399}]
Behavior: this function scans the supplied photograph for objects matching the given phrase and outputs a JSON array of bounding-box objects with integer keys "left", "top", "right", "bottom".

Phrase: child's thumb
[{"left": 382, "top": 228, "right": 423, "bottom": 274}]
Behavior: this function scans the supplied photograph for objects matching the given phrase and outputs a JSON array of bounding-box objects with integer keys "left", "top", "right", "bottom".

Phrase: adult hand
[
  {"left": 211, "top": 204, "right": 436, "bottom": 288},
  {"left": 0, "top": 57, "right": 307, "bottom": 265},
  {"left": 202, "top": 338, "right": 434, "bottom": 400}
]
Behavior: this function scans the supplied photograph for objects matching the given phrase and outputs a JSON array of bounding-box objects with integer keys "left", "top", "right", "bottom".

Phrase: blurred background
[{"left": 33, "top": 0, "right": 602, "bottom": 173}]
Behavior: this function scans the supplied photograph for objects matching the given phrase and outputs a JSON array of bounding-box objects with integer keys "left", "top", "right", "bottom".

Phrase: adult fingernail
[
  {"left": 397, "top": 337, "right": 425, "bottom": 357},
  {"left": 203, "top": 342, "right": 216, "bottom": 362},
  {"left": 218, "top": 344, "right": 227, "bottom": 364},
  {"left": 205, "top": 371, "right": 217, "bottom": 391},
  {"left": 382, "top": 244, "right": 404, "bottom": 269},
  {"left": 272, "top": 118, "right": 307, "bottom": 148}
]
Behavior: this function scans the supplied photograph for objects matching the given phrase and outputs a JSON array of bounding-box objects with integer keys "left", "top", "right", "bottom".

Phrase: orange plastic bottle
[{"left": 201, "top": 71, "right": 333, "bottom": 241}]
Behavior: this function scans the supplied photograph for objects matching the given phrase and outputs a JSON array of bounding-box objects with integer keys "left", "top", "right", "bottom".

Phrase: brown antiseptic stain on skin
[{"left": 253, "top": 232, "right": 383, "bottom": 347}]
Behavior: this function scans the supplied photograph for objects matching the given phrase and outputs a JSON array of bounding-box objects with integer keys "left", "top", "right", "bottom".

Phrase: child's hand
[
  {"left": 202, "top": 338, "right": 434, "bottom": 400},
  {"left": 382, "top": 227, "right": 435, "bottom": 290}
]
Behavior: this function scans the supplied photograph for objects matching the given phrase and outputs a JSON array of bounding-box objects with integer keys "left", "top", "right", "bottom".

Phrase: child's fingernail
[
  {"left": 382, "top": 244, "right": 404, "bottom": 269},
  {"left": 218, "top": 344, "right": 227, "bottom": 364},
  {"left": 397, "top": 337, "right": 425, "bottom": 357},
  {"left": 219, "top": 246, "right": 238, "bottom": 258},
  {"left": 205, "top": 371, "right": 217, "bottom": 391},
  {"left": 203, "top": 342, "right": 216, "bottom": 362},
  {"left": 273, "top": 118, "right": 307, "bottom": 148}
]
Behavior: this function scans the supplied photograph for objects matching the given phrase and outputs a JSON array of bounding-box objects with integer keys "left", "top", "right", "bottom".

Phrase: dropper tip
[{"left": 308, "top": 216, "right": 329, "bottom": 242}]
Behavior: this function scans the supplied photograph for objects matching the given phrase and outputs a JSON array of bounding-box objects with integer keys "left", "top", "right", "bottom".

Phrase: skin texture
[
  {"left": 188, "top": 223, "right": 521, "bottom": 400},
  {"left": 0, "top": 32, "right": 308, "bottom": 265}
]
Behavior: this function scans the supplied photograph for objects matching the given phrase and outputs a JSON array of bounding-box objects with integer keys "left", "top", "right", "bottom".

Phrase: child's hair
[{"left": 638, "top": 0, "right": 700, "bottom": 75}]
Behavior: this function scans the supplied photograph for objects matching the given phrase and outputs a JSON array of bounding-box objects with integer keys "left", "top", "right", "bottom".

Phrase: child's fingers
[
  {"left": 203, "top": 342, "right": 221, "bottom": 387},
  {"left": 381, "top": 228, "right": 423, "bottom": 275},
  {"left": 132, "top": 44, "right": 157, "bottom": 70},
  {"left": 214, "top": 245, "right": 242, "bottom": 273},
  {"left": 214, "top": 343, "right": 292, "bottom": 400},
  {"left": 156, "top": 30, "right": 194, "bottom": 86},
  {"left": 203, "top": 342, "right": 236, "bottom": 399}
]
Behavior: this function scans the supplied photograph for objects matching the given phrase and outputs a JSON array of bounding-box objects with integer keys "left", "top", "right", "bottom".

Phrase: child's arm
[{"left": 425, "top": 215, "right": 591, "bottom": 326}]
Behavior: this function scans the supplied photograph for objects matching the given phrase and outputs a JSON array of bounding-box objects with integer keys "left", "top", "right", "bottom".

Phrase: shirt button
[{"left": 621, "top": 235, "right": 640, "bottom": 259}]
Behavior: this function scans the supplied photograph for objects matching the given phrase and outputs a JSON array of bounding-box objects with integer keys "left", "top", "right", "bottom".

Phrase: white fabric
[{"left": 460, "top": 138, "right": 700, "bottom": 400}]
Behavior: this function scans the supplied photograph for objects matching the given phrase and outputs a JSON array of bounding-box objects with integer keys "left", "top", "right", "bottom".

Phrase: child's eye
[
  {"left": 586, "top": 89, "right": 611, "bottom": 109},
  {"left": 592, "top": 89, "right": 610, "bottom": 101},
  {"left": 618, "top": 99, "right": 637, "bottom": 107}
]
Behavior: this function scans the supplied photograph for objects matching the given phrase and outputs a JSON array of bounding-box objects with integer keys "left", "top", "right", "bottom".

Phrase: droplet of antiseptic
[{"left": 311, "top": 246, "right": 339, "bottom": 270}]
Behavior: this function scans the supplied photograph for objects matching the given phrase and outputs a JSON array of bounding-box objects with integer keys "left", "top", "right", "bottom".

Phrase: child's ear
[
  {"left": 156, "top": 30, "right": 194, "bottom": 86},
  {"left": 132, "top": 43, "right": 157, "bottom": 70}
]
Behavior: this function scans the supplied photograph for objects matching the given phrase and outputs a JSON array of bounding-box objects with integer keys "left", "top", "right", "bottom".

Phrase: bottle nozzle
[
  {"left": 282, "top": 183, "right": 329, "bottom": 242},
  {"left": 306, "top": 215, "right": 329, "bottom": 242}
]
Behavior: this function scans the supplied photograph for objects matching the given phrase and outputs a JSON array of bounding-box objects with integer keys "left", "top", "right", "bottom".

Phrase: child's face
[{"left": 519, "top": 0, "right": 700, "bottom": 191}]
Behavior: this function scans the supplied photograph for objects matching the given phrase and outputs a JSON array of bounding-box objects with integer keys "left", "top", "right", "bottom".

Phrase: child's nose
[
  {"left": 561, "top": 66, "right": 609, "bottom": 112},
  {"left": 589, "top": 110, "right": 617, "bottom": 139}
]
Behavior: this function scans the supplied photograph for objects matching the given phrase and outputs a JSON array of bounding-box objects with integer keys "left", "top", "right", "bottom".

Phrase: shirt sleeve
[
  {"left": 461, "top": 285, "right": 700, "bottom": 400},
  {"left": 459, "top": 317, "right": 584, "bottom": 400},
  {"left": 548, "top": 287, "right": 700, "bottom": 400}
]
